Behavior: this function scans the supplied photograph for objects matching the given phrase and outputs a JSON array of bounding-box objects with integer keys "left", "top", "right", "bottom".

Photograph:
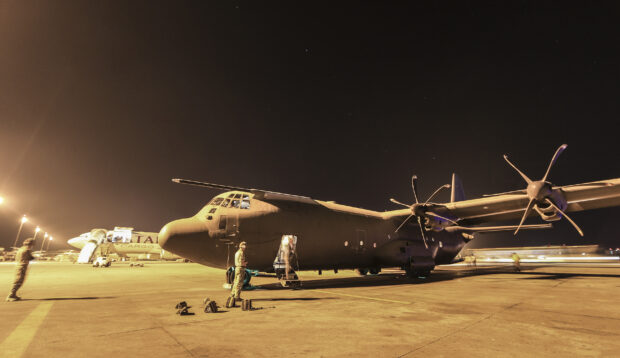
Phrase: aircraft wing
[
  {"left": 437, "top": 178, "right": 620, "bottom": 225},
  {"left": 172, "top": 179, "right": 319, "bottom": 205}
]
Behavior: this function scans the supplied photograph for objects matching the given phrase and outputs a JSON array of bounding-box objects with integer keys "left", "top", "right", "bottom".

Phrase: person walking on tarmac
[
  {"left": 230, "top": 241, "right": 248, "bottom": 301},
  {"left": 6, "top": 238, "right": 35, "bottom": 301},
  {"left": 511, "top": 252, "right": 521, "bottom": 272}
]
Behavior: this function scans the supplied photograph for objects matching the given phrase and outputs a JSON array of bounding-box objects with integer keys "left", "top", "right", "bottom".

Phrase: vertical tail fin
[{"left": 450, "top": 173, "right": 466, "bottom": 202}]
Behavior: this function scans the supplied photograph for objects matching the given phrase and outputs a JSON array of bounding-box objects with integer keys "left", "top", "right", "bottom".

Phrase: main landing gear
[{"left": 355, "top": 268, "right": 381, "bottom": 276}]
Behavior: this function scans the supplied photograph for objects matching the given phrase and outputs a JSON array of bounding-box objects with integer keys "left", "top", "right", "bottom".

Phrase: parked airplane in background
[
  {"left": 68, "top": 227, "right": 181, "bottom": 262},
  {"left": 158, "top": 144, "right": 620, "bottom": 285}
]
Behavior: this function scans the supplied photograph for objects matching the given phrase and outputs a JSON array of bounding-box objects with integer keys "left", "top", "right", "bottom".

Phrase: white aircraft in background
[{"left": 68, "top": 227, "right": 181, "bottom": 261}]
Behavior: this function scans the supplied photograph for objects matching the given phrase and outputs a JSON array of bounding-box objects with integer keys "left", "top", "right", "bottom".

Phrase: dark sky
[{"left": 1, "top": 1, "right": 619, "bottom": 251}]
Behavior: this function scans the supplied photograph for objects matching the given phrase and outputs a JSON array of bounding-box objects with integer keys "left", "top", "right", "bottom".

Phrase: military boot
[{"left": 6, "top": 294, "right": 21, "bottom": 302}]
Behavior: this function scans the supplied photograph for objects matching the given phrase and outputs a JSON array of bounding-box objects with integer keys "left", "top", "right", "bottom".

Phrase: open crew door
[{"left": 77, "top": 242, "right": 98, "bottom": 263}]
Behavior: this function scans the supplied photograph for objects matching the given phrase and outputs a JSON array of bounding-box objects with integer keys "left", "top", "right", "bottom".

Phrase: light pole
[
  {"left": 12, "top": 215, "right": 28, "bottom": 248},
  {"left": 45, "top": 236, "right": 53, "bottom": 251},
  {"left": 40, "top": 232, "right": 48, "bottom": 252},
  {"left": 33, "top": 226, "right": 41, "bottom": 248}
]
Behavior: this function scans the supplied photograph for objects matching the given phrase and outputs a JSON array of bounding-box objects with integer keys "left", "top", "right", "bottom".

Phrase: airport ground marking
[
  {"left": 313, "top": 289, "right": 411, "bottom": 304},
  {"left": 0, "top": 302, "right": 53, "bottom": 358}
]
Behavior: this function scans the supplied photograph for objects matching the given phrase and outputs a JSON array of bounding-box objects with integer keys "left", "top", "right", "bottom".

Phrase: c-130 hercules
[{"left": 158, "top": 144, "right": 620, "bottom": 283}]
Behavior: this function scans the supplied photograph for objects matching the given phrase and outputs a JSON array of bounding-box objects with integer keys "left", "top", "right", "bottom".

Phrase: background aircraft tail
[{"left": 450, "top": 173, "right": 465, "bottom": 202}]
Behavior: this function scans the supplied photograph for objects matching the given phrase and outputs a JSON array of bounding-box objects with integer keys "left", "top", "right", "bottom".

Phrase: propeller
[
  {"left": 504, "top": 144, "right": 584, "bottom": 236},
  {"left": 390, "top": 175, "right": 453, "bottom": 248}
]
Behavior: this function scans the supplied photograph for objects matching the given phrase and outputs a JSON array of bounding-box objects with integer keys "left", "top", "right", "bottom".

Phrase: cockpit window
[
  {"left": 233, "top": 193, "right": 242, "bottom": 199},
  {"left": 240, "top": 199, "right": 250, "bottom": 209},
  {"left": 231, "top": 199, "right": 240, "bottom": 208},
  {"left": 221, "top": 198, "right": 231, "bottom": 207},
  {"left": 210, "top": 198, "right": 223, "bottom": 206},
  {"left": 228, "top": 193, "right": 235, "bottom": 198}
]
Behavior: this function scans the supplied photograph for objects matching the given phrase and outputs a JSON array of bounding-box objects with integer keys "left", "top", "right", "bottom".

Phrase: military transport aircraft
[{"left": 158, "top": 144, "right": 620, "bottom": 283}]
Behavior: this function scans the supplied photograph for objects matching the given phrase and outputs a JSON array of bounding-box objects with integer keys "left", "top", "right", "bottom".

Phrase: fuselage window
[
  {"left": 210, "top": 198, "right": 223, "bottom": 206},
  {"left": 221, "top": 198, "right": 231, "bottom": 207},
  {"left": 209, "top": 208, "right": 217, "bottom": 214},
  {"left": 219, "top": 215, "right": 227, "bottom": 230}
]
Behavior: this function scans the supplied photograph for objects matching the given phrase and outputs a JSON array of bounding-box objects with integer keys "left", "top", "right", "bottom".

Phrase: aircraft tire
[
  {"left": 405, "top": 268, "right": 431, "bottom": 278},
  {"left": 368, "top": 268, "right": 381, "bottom": 275},
  {"left": 225, "top": 267, "right": 235, "bottom": 284},
  {"left": 355, "top": 268, "right": 369, "bottom": 276}
]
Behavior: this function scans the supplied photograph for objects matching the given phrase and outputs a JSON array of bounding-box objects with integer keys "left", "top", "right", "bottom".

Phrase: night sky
[{"left": 1, "top": 1, "right": 619, "bottom": 251}]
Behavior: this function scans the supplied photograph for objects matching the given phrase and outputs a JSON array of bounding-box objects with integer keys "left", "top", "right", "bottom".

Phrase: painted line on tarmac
[
  {"left": 0, "top": 302, "right": 53, "bottom": 358},
  {"left": 314, "top": 289, "right": 411, "bottom": 304}
]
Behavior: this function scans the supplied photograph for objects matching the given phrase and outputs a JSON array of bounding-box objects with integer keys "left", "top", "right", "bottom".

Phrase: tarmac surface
[{"left": 1, "top": 261, "right": 619, "bottom": 357}]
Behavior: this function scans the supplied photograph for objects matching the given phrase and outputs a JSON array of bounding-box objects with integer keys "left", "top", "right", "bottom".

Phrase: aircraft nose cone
[
  {"left": 67, "top": 237, "right": 84, "bottom": 249},
  {"left": 158, "top": 217, "right": 206, "bottom": 253}
]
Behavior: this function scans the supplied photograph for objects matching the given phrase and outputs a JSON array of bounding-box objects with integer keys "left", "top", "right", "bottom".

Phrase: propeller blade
[
  {"left": 541, "top": 144, "right": 568, "bottom": 182},
  {"left": 417, "top": 216, "right": 428, "bottom": 249},
  {"left": 503, "top": 155, "right": 533, "bottom": 185},
  {"left": 425, "top": 212, "right": 459, "bottom": 226},
  {"left": 394, "top": 213, "right": 414, "bottom": 233},
  {"left": 411, "top": 175, "right": 420, "bottom": 204},
  {"left": 390, "top": 198, "right": 412, "bottom": 208},
  {"left": 424, "top": 184, "right": 451, "bottom": 204},
  {"left": 545, "top": 198, "right": 584, "bottom": 236},
  {"left": 514, "top": 198, "right": 536, "bottom": 235}
]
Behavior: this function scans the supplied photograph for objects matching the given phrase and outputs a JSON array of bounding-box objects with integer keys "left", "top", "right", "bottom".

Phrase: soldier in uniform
[
  {"left": 6, "top": 238, "right": 35, "bottom": 301},
  {"left": 230, "top": 241, "right": 247, "bottom": 301}
]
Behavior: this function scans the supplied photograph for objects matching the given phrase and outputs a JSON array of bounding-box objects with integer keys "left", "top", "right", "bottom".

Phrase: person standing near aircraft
[
  {"left": 281, "top": 235, "right": 294, "bottom": 280},
  {"left": 511, "top": 252, "right": 521, "bottom": 272},
  {"left": 230, "top": 241, "right": 248, "bottom": 301},
  {"left": 6, "top": 238, "right": 35, "bottom": 301}
]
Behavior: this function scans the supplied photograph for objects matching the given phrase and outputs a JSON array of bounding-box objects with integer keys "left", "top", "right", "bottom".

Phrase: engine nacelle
[{"left": 533, "top": 189, "right": 567, "bottom": 222}]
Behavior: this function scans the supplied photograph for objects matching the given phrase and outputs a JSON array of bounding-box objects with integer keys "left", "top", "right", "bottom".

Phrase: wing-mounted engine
[
  {"left": 532, "top": 188, "right": 567, "bottom": 221},
  {"left": 389, "top": 175, "right": 455, "bottom": 248},
  {"left": 501, "top": 144, "right": 584, "bottom": 236}
]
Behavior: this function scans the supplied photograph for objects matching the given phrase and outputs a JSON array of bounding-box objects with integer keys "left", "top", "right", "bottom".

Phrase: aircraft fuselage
[{"left": 159, "top": 191, "right": 467, "bottom": 272}]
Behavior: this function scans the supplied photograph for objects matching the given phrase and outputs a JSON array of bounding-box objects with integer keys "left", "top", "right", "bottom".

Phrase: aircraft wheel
[
  {"left": 368, "top": 268, "right": 381, "bottom": 275},
  {"left": 226, "top": 267, "right": 235, "bottom": 284},
  {"left": 355, "top": 268, "right": 369, "bottom": 276}
]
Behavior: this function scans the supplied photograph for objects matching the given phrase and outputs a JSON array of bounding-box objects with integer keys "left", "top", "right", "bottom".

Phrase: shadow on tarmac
[
  {"left": 252, "top": 265, "right": 620, "bottom": 290},
  {"left": 22, "top": 296, "right": 117, "bottom": 301},
  {"left": 251, "top": 297, "right": 338, "bottom": 301}
]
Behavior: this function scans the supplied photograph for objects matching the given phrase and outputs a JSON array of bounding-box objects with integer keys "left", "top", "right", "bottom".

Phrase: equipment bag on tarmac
[
  {"left": 241, "top": 299, "right": 252, "bottom": 311},
  {"left": 225, "top": 297, "right": 236, "bottom": 308},
  {"left": 204, "top": 300, "right": 218, "bottom": 313}
]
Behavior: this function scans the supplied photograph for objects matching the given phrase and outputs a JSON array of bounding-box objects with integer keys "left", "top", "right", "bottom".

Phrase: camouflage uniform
[
  {"left": 7, "top": 240, "right": 34, "bottom": 300},
  {"left": 230, "top": 243, "right": 247, "bottom": 299}
]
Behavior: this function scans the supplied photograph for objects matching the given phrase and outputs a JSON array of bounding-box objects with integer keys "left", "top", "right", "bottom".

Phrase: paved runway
[{"left": 1, "top": 261, "right": 619, "bottom": 357}]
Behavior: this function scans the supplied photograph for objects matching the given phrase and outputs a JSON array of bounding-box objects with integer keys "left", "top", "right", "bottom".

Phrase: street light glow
[
  {"left": 44, "top": 232, "right": 48, "bottom": 238},
  {"left": 21, "top": 216, "right": 28, "bottom": 223},
  {"left": 0, "top": 196, "right": 4, "bottom": 204},
  {"left": 35, "top": 226, "right": 41, "bottom": 233}
]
